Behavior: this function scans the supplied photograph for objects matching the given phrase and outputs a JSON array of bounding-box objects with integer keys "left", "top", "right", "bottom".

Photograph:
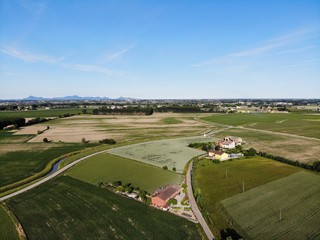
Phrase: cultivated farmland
[
  {"left": 222, "top": 172, "right": 320, "bottom": 239},
  {"left": 202, "top": 113, "right": 320, "bottom": 138},
  {"left": 193, "top": 157, "right": 302, "bottom": 237},
  {"left": 7, "top": 176, "right": 201, "bottom": 240},
  {"left": 0, "top": 205, "right": 20, "bottom": 240},
  {"left": 67, "top": 153, "right": 182, "bottom": 192},
  {"left": 108, "top": 136, "right": 216, "bottom": 173}
]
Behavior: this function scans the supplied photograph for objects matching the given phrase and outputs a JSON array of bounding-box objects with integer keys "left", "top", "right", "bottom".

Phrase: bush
[
  {"left": 82, "top": 137, "right": 89, "bottom": 143},
  {"left": 172, "top": 167, "right": 176, "bottom": 171},
  {"left": 167, "top": 198, "right": 178, "bottom": 205},
  {"left": 99, "top": 138, "right": 116, "bottom": 144},
  {"left": 43, "top": 138, "right": 49, "bottom": 143},
  {"left": 163, "top": 166, "right": 168, "bottom": 170}
]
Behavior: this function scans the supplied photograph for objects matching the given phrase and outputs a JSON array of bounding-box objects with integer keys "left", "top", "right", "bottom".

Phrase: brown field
[{"left": 15, "top": 113, "right": 215, "bottom": 143}]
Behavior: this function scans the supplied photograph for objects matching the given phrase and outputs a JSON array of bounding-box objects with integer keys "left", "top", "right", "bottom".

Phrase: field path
[
  {"left": 186, "top": 161, "right": 215, "bottom": 240},
  {"left": 0, "top": 149, "right": 110, "bottom": 202}
]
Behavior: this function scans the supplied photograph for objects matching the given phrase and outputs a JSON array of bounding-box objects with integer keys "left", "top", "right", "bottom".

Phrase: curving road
[
  {"left": 186, "top": 161, "right": 215, "bottom": 240},
  {"left": 0, "top": 149, "right": 110, "bottom": 202}
]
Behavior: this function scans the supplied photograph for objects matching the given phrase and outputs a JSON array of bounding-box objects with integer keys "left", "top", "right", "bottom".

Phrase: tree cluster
[
  {"left": 99, "top": 138, "right": 117, "bottom": 144},
  {"left": 188, "top": 142, "right": 215, "bottom": 151},
  {"left": 0, "top": 117, "right": 25, "bottom": 130}
]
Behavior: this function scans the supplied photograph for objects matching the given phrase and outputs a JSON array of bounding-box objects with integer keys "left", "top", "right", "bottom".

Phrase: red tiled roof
[{"left": 155, "top": 185, "right": 181, "bottom": 202}]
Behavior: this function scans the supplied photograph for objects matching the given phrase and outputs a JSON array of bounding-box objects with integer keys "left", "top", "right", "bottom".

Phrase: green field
[
  {"left": 7, "top": 176, "right": 201, "bottom": 240},
  {"left": 193, "top": 157, "right": 302, "bottom": 237},
  {"left": 222, "top": 172, "right": 320, "bottom": 239},
  {"left": 67, "top": 153, "right": 182, "bottom": 192},
  {"left": 203, "top": 113, "right": 320, "bottom": 138},
  {"left": 0, "top": 108, "right": 93, "bottom": 118},
  {"left": 0, "top": 205, "right": 20, "bottom": 240},
  {"left": 161, "top": 117, "right": 183, "bottom": 124},
  {"left": 0, "top": 143, "right": 98, "bottom": 189},
  {"left": 108, "top": 136, "right": 216, "bottom": 173}
]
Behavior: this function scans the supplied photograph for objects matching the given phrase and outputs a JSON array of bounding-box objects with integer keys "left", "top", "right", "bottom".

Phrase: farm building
[
  {"left": 208, "top": 150, "right": 229, "bottom": 161},
  {"left": 151, "top": 185, "right": 181, "bottom": 209},
  {"left": 224, "top": 136, "right": 242, "bottom": 145},
  {"left": 218, "top": 140, "right": 236, "bottom": 149}
]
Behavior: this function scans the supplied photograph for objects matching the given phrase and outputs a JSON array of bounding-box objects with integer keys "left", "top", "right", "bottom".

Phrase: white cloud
[
  {"left": 193, "top": 28, "right": 319, "bottom": 67},
  {"left": 107, "top": 46, "right": 134, "bottom": 61},
  {"left": 0, "top": 46, "right": 65, "bottom": 63}
]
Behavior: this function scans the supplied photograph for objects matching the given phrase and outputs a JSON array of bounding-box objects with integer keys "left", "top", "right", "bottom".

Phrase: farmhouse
[
  {"left": 218, "top": 140, "right": 236, "bottom": 149},
  {"left": 151, "top": 185, "right": 181, "bottom": 209},
  {"left": 224, "top": 136, "right": 242, "bottom": 145},
  {"left": 208, "top": 150, "right": 229, "bottom": 161}
]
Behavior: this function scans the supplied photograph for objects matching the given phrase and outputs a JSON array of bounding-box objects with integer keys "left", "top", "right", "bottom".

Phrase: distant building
[
  {"left": 208, "top": 150, "right": 229, "bottom": 161},
  {"left": 151, "top": 185, "right": 181, "bottom": 209}
]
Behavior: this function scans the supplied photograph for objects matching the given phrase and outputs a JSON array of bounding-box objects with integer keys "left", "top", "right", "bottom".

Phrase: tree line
[
  {"left": 258, "top": 151, "right": 320, "bottom": 172},
  {"left": 93, "top": 107, "right": 154, "bottom": 115},
  {"left": 0, "top": 117, "right": 25, "bottom": 130}
]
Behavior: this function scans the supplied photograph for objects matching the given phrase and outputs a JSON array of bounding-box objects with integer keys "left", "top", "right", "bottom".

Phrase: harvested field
[
  {"left": 14, "top": 113, "right": 215, "bottom": 143},
  {"left": 214, "top": 128, "right": 320, "bottom": 163},
  {"left": 108, "top": 136, "right": 217, "bottom": 173},
  {"left": 7, "top": 176, "right": 201, "bottom": 240},
  {"left": 67, "top": 153, "right": 182, "bottom": 192},
  {"left": 222, "top": 172, "right": 320, "bottom": 240}
]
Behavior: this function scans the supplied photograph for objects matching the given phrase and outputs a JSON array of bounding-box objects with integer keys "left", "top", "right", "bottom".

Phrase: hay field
[
  {"left": 67, "top": 153, "right": 182, "bottom": 192},
  {"left": 222, "top": 172, "right": 320, "bottom": 239},
  {"left": 214, "top": 128, "right": 320, "bottom": 163},
  {"left": 15, "top": 113, "right": 215, "bottom": 143},
  {"left": 7, "top": 176, "right": 201, "bottom": 240},
  {"left": 108, "top": 136, "right": 216, "bottom": 173}
]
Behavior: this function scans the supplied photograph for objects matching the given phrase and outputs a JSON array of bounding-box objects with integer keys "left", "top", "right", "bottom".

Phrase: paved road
[
  {"left": 0, "top": 149, "right": 110, "bottom": 202},
  {"left": 186, "top": 161, "right": 215, "bottom": 240}
]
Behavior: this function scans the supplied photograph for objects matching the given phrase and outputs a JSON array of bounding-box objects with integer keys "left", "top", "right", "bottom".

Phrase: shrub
[
  {"left": 43, "top": 138, "right": 49, "bottom": 143},
  {"left": 99, "top": 138, "right": 116, "bottom": 144},
  {"left": 163, "top": 166, "right": 168, "bottom": 170}
]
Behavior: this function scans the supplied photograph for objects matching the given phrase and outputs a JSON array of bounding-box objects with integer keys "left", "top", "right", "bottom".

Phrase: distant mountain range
[{"left": 5, "top": 95, "right": 136, "bottom": 101}]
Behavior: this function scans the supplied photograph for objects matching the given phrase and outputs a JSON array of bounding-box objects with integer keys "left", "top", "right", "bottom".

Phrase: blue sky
[{"left": 0, "top": 0, "right": 319, "bottom": 99}]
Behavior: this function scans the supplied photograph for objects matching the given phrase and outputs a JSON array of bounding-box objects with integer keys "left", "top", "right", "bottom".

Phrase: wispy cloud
[
  {"left": 193, "top": 28, "right": 319, "bottom": 67},
  {"left": 62, "top": 63, "right": 122, "bottom": 76},
  {"left": 107, "top": 46, "right": 134, "bottom": 61},
  {"left": 0, "top": 46, "right": 65, "bottom": 63}
]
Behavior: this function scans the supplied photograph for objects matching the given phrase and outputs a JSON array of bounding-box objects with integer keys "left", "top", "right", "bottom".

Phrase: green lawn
[
  {"left": 202, "top": 113, "right": 320, "bottom": 138},
  {"left": 0, "top": 143, "right": 98, "bottom": 189},
  {"left": 0, "top": 108, "right": 94, "bottom": 118},
  {"left": 7, "top": 176, "right": 201, "bottom": 240},
  {"left": 108, "top": 136, "right": 216, "bottom": 173},
  {"left": 193, "top": 157, "right": 302, "bottom": 237},
  {"left": 222, "top": 172, "right": 320, "bottom": 240},
  {"left": 0, "top": 205, "right": 20, "bottom": 240},
  {"left": 67, "top": 153, "right": 182, "bottom": 192},
  {"left": 160, "top": 117, "right": 183, "bottom": 124}
]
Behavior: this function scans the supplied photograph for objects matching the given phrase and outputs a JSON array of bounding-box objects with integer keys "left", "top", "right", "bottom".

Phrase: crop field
[
  {"left": 0, "top": 142, "right": 98, "bottom": 189},
  {"left": 14, "top": 113, "right": 215, "bottom": 143},
  {"left": 0, "top": 205, "right": 20, "bottom": 240},
  {"left": 214, "top": 128, "right": 320, "bottom": 163},
  {"left": 7, "top": 176, "right": 201, "bottom": 240},
  {"left": 222, "top": 172, "right": 320, "bottom": 239},
  {"left": 193, "top": 157, "right": 302, "bottom": 236},
  {"left": 0, "top": 108, "right": 91, "bottom": 118},
  {"left": 203, "top": 113, "right": 320, "bottom": 138},
  {"left": 67, "top": 153, "right": 182, "bottom": 192},
  {"left": 108, "top": 136, "right": 216, "bottom": 173}
]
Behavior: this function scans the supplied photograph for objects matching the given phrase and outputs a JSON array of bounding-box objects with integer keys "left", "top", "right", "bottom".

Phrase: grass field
[
  {"left": 108, "top": 136, "right": 216, "bottom": 173},
  {"left": 0, "top": 205, "right": 20, "bottom": 240},
  {"left": 67, "top": 153, "right": 182, "bottom": 192},
  {"left": 203, "top": 113, "right": 320, "bottom": 138},
  {"left": 222, "top": 172, "right": 320, "bottom": 239},
  {"left": 193, "top": 157, "right": 302, "bottom": 237},
  {"left": 214, "top": 128, "right": 320, "bottom": 163},
  {"left": 7, "top": 176, "right": 201, "bottom": 240},
  {"left": 0, "top": 108, "right": 92, "bottom": 118},
  {"left": 0, "top": 142, "right": 98, "bottom": 189}
]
